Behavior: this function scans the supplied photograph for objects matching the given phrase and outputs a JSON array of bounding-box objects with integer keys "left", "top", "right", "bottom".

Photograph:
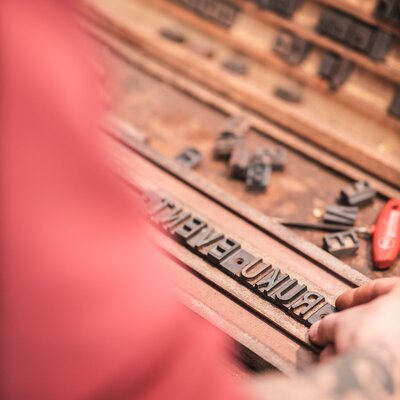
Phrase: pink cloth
[{"left": 1, "top": 2, "right": 244, "bottom": 399}]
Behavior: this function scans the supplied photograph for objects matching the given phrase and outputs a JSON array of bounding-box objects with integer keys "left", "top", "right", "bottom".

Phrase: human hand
[{"left": 309, "top": 278, "right": 400, "bottom": 362}]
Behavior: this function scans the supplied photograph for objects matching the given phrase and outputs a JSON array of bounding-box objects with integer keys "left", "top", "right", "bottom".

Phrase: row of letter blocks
[
  {"left": 317, "top": 9, "right": 393, "bottom": 61},
  {"left": 141, "top": 190, "right": 337, "bottom": 327}
]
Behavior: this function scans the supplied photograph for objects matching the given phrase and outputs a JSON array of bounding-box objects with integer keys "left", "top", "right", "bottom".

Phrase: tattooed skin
[
  {"left": 250, "top": 344, "right": 399, "bottom": 400},
  {"left": 310, "top": 344, "right": 396, "bottom": 400}
]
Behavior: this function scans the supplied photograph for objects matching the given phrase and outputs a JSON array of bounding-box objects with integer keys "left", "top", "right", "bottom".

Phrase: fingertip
[{"left": 308, "top": 320, "right": 320, "bottom": 343}]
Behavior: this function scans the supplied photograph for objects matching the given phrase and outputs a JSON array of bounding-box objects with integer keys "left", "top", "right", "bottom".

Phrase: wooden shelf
[
  {"left": 149, "top": 0, "right": 399, "bottom": 130},
  {"left": 84, "top": 0, "right": 400, "bottom": 187},
  {"left": 313, "top": 0, "right": 400, "bottom": 36},
  {"left": 237, "top": 0, "right": 400, "bottom": 84}
]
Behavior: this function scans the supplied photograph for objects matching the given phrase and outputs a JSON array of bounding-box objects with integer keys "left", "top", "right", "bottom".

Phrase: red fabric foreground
[{"left": 1, "top": 2, "right": 244, "bottom": 399}]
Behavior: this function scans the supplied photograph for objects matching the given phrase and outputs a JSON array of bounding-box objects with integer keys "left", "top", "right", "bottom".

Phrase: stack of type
[{"left": 213, "top": 116, "right": 286, "bottom": 193}]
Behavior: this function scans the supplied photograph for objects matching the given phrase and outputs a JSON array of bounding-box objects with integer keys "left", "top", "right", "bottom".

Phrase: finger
[
  {"left": 319, "top": 344, "right": 336, "bottom": 363},
  {"left": 309, "top": 313, "right": 339, "bottom": 347},
  {"left": 336, "top": 278, "right": 400, "bottom": 310}
]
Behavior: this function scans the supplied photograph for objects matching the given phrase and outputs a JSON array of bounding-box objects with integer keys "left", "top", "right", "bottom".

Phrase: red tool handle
[{"left": 372, "top": 199, "right": 400, "bottom": 270}]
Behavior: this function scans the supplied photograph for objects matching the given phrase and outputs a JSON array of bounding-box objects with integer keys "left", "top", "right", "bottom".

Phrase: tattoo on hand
[{"left": 307, "top": 344, "right": 397, "bottom": 400}]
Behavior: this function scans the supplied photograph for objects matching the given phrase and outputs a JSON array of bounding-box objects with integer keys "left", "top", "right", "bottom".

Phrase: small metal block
[
  {"left": 220, "top": 249, "right": 259, "bottom": 278},
  {"left": 319, "top": 53, "right": 353, "bottom": 90},
  {"left": 307, "top": 303, "right": 337, "bottom": 326},
  {"left": 274, "top": 87, "right": 302, "bottom": 103},
  {"left": 160, "top": 28, "right": 186, "bottom": 43},
  {"left": 389, "top": 87, "right": 400, "bottom": 118},
  {"left": 323, "top": 204, "right": 358, "bottom": 226},
  {"left": 213, "top": 137, "right": 242, "bottom": 160},
  {"left": 206, "top": 238, "right": 241, "bottom": 266},
  {"left": 246, "top": 161, "right": 271, "bottom": 192},
  {"left": 219, "top": 116, "right": 249, "bottom": 139},
  {"left": 269, "top": 0, "right": 300, "bottom": 18},
  {"left": 368, "top": 31, "right": 394, "bottom": 61},
  {"left": 330, "top": 59, "right": 354, "bottom": 90},
  {"left": 266, "top": 147, "right": 287, "bottom": 171},
  {"left": 375, "top": 0, "right": 400, "bottom": 25},
  {"left": 345, "top": 23, "right": 374, "bottom": 52},
  {"left": 339, "top": 181, "right": 376, "bottom": 206},
  {"left": 319, "top": 52, "right": 339, "bottom": 79},
  {"left": 317, "top": 9, "right": 353, "bottom": 42},
  {"left": 229, "top": 145, "right": 252, "bottom": 180},
  {"left": 175, "top": 147, "right": 202, "bottom": 169},
  {"left": 274, "top": 32, "right": 310, "bottom": 65},
  {"left": 222, "top": 58, "right": 248, "bottom": 75},
  {"left": 323, "top": 229, "right": 359, "bottom": 257}
]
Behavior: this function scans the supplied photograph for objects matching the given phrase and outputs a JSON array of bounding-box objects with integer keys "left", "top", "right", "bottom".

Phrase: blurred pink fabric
[{"left": 1, "top": 1, "right": 244, "bottom": 399}]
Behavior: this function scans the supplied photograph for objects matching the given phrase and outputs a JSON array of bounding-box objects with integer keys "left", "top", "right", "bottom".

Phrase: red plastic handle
[{"left": 372, "top": 199, "right": 400, "bottom": 270}]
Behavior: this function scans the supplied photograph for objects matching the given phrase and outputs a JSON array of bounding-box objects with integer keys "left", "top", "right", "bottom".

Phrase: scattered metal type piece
[
  {"left": 319, "top": 53, "right": 354, "bottom": 90},
  {"left": 375, "top": 0, "right": 400, "bottom": 26},
  {"left": 220, "top": 116, "right": 250, "bottom": 139},
  {"left": 262, "top": 147, "right": 287, "bottom": 171},
  {"left": 323, "top": 229, "right": 360, "bottom": 257},
  {"left": 213, "top": 137, "right": 242, "bottom": 160},
  {"left": 160, "top": 28, "right": 186, "bottom": 43},
  {"left": 274, "top": 87, "right": 302, "bottom": 103},
  {"left": 229, "top": 144, "right": 252, "bottom": 180},
  {"left": 277, "top": 219, "right": 364, "bottom": 233},
  {"left": 339, "top": 181, "right": 376, "bottom": 206},
  {"left": 273, "top": 32, "right": 311, "bottom": 65},
  {"left": 257, "top": 0, "right": 301, "bottom": 18},
  {"left": 323, "top": 205, "right": 358, "bottom": 226},
  {"left": 389, "top": 86, "right": 400, "bottom": 118},
  {"left": 246, "top": 159, "right": 271, "bottom": 192},
  {"left": 175, "top": 147, "right": 202, "bottom": 169},
  {"left": 222, "top": 58, "right": 248, "bottom": 75}
]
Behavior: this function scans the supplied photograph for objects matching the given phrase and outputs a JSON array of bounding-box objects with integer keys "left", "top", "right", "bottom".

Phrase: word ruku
[{"left": 141, "top": 190, "right": 336, "bottom": 327}]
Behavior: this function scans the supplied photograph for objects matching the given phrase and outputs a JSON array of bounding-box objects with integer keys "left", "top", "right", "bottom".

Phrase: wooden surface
[
  {"left": 82, "top": 0, "right": 400, "bottom": 372},
  {"left": 106, "top": 51, "right": 400, "bottom": 278},
  {"left": 84, "top": 0, "right": 400, "bottom": 187}
]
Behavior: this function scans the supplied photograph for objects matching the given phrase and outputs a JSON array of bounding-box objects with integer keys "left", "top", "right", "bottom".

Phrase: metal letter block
[
  {"left": 229, "top": 145, "right": 252, "bottom": 180},
  {"left": 246, "top": 161, "right": 271, "bottom": 192},
  {"left": 160, "top": 28, "right": 186, "bottom": 43},
  {"left": 323, "top": 229, "right": 359, "bottom": 257},
  {"left": 307, "top": 303, "right": 337, "bottom": 326},
  {"left": 274, "top": 87, "right": 302, "bottom": 103},
  {"left": 186, "top": 227, "right": 224, "bottom": 256},
  {"left": 175, "top": 147, "right": 202, "bottom": 169},
  {"left": 220, "top": 249, "right": 260, "bottom": 278},
  {"left": 368, "top": 31, "right": 394, "bottom": 61},
  {"left": 317, "top": 9, "right": 353, "bottom": 42},
  {"left": 222, "top": 58, "right": 248, "bottom": 75},
  {"left": 255, "top": 268, "right": 290, "bottom": 298},
  {"left": 323, "top": 205, "right": 358, "bottom": 226},
  {"left": 174, "top": 217, "right": 208, "bottom": 242},
  {"left": 345, "top": 23, "right": 374, "bottom": 52},
  {"left": 289, "top": 291, "right": 325, "bottom": 324},
  {"left": 240, "top": 262, "right": 273, "bottom": 287},
  {"left": 339, "top": 180, "right": 376, "bottom": 206},
  {"left": 206, "top": 238, "right": 241, "bottom": 266},
  {"left": 271, "top": 279, "right": 307, "bottom": 307}
]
